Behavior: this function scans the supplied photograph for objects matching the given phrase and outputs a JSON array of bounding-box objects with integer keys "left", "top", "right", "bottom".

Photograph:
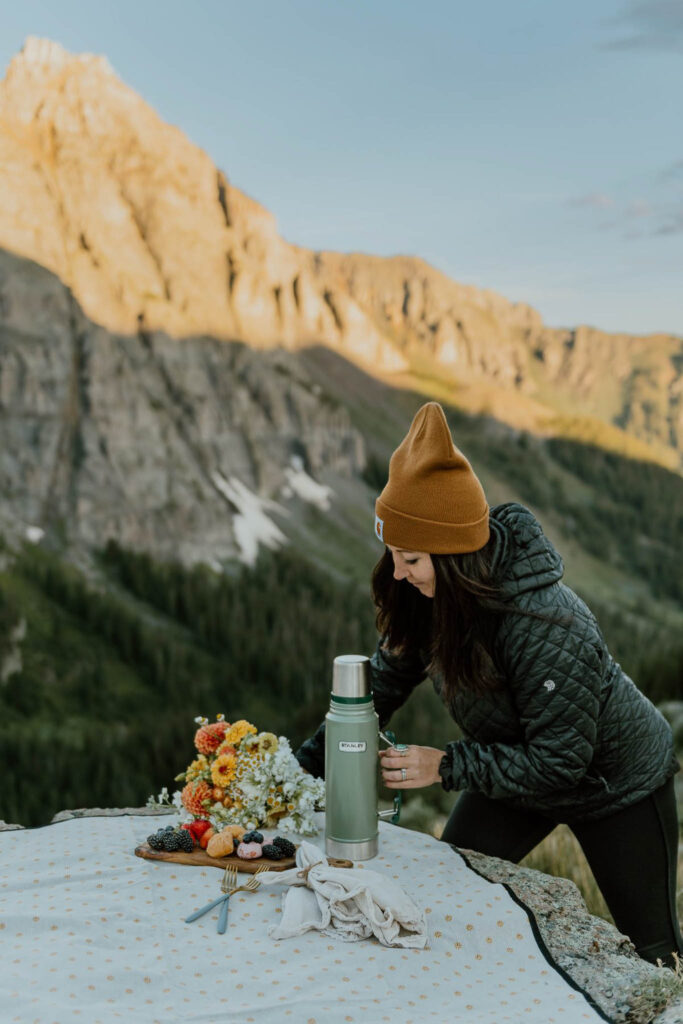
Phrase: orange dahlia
[
  {"left": 194, "top": 722, "right": 228, "bottom": 755},
  {"left": 181, "top": 779, "right": 212, "bottom": 817}
]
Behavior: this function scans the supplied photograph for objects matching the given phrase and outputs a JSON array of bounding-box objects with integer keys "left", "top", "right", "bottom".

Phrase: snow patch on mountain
[{"left": 211, "top": 472, "right": 286, "bottom": 566}]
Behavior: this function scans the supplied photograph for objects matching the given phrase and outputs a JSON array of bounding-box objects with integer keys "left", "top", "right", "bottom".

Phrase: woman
[{"left": 296, "top": 401, "right": 683, "bottom": 968}]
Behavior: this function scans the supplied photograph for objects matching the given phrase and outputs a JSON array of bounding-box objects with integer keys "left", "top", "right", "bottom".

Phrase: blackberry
[
  {"left": 272, "top": 836, "right": 296, "bottom": 858},
  {"left": 176, "top": 829, "right": 194, "bottom": 853},
  {"left": 261, "top": 843, "right": 285, "bottom": 860},
  {"left": 161, "top": 831, "right": 182, "bottom": 852},
  {"left": 147, "top": 832, "right": 165, "bottom": 850},
  {"left": 242, "top": 830, "right": 264, "bottom": 844}
]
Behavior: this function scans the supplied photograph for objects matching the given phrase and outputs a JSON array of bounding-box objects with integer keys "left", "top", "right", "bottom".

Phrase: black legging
[{"left": 440, "top": 776, "right": 683, "bottom": 968}]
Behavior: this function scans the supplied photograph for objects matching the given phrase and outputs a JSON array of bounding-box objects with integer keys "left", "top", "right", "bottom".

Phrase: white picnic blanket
[
  {"left": 258, "top": 840, "right": 428, "bottom": 947},
  {"left": 0, "top": 811, "right": 609, "bottom": 1023}
]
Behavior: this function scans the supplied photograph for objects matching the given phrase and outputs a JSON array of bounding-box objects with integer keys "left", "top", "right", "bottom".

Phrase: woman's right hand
[{"left": 379, "top": 744, "right": 445, "bottom": 789}]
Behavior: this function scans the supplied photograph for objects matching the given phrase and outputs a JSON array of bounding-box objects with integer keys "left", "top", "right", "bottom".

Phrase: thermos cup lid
[{"left": 332, "top": 654, "right": 371, "bottom": 698}]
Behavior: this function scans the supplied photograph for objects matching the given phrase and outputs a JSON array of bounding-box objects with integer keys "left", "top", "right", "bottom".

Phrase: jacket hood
[{"left": 489, "top": 503, "right": 564, "bottom": 598}]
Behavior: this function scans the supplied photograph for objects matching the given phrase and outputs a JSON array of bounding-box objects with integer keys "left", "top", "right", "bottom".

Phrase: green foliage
[
  {"left": 0, "top": 585, "right": 20, "bottom": 661},
  {"left": 545, "top": 438, "right": 683, "bottom": 602},
  {"left": 361, "top": 453, "right": 389, "bottom": 493},
  {"left": 0, "top": 542, "right": 378, "bottom": 825}
]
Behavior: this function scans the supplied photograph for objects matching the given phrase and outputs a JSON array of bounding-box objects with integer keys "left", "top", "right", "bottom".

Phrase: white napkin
[{"left": 258, "top": 840, "right": 428, "bottom": 948}]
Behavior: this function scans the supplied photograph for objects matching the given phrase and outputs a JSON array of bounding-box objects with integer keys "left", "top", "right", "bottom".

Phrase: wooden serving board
[{"left": 134, "top": 842, "right": 352, "bottom": 872}]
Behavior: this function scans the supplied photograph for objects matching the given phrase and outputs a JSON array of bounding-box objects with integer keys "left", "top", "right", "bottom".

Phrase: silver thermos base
[{"left": 325, "top": 835, "right": 378, "bottom": 861}]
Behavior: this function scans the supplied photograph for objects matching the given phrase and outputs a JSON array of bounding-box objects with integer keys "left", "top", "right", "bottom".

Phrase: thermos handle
[
  {"left": 378, "top": 729, "right": 402, "bottom": 824},
  {"left": 378, "top": 793, "right": 401, "bottom": 824}
]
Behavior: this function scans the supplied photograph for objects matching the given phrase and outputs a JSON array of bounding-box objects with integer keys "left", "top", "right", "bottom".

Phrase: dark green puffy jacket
[{"left": 296, "top": 502, "right": 679, "bottom": 822}]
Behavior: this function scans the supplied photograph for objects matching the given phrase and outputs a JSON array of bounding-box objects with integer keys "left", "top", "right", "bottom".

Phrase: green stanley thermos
[{"left": 325, "top": 654, "right": 401, "bottom": 861}]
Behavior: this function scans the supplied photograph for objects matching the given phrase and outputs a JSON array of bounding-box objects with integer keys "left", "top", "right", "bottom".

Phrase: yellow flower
[
  {"left": 185, "top": 755, "right": 208, "bottom": 781},
  {"left": 224, "top": 720, "right": 257, "bottom": 746},
  {"left": 257, "top": 732, "right": 279, "bottom": 754},
  {"left": 211, "top": 753, "right": 236, "bottom": 787}
]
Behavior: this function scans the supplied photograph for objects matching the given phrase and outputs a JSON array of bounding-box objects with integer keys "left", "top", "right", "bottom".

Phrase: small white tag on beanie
[{"left": 374, "top": 514, "right": 384, "bottom": 542}]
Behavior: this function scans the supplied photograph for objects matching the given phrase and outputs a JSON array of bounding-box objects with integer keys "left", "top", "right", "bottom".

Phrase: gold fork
[
  {"left": 221, "top": 864, "right": 238, "bottom": 897},
  {"left": 216, "top": 863, "right": 269, "bottom": 934},
  {"left": 185, "top": 864, "right": 237, "bottom": 924}
]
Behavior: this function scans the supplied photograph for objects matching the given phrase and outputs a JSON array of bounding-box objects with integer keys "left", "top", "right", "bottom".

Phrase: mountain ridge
[
  {"left": 1, "top": 36, "right": 682, "bottom": 593},
  {"left": 0, "top": 36, "right": 681, "bottom": 472}
]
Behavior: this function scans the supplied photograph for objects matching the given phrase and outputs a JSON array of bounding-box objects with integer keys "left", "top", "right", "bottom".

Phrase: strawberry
[
  {"left": 190, "top": 819, "right": 213, "bottom": 839},
  {"left": 180, "top": 819, "right": 214, "bottom": 847},
  {"left": 183, "top": 819, "right": 213, "bottom": 845}
]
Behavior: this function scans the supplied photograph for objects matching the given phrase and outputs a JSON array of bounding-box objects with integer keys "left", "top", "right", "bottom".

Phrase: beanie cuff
[{"left": 375, "top": 498, "right": 490, "bottom": 554}]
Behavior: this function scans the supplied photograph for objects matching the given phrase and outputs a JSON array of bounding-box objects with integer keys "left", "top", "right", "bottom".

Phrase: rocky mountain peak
[
  {"left": 0, "top": 37, "right": 680, "bottom": 471},
  {"left": 0, "top": 37, "right": 681, "bottom": 566},
  {"left": 1, "top": 36, "right": 115, "bottom": 122}
]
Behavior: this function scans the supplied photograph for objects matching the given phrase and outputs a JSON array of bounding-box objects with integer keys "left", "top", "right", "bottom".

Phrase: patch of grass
[
  {"left": 628, "top": 952, "right": 683, "bottom": 1021},
  {"left": 521, "top": 826, "right": 612, "bottom": 921}
]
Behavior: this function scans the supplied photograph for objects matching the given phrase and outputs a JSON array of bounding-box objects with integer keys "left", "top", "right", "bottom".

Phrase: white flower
[{"left": 177, "top": 722, "right": 325, "bottom": 835}]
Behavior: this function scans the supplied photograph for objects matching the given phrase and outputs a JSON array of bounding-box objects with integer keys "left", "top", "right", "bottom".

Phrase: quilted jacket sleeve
[
  {"left": 370, "top": 640, "right": 428, "bottom": 729},
  {"left": 439, "top": 606, "right": 603, "bottom": 799},
  {"left": 295, "top": 718, "right": 327, "bottom": 777},
  {"left": 295, "top": 639, "right": 428, "bottom": 777}
]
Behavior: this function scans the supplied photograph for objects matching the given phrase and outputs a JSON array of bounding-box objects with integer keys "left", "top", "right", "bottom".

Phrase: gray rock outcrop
[
  {"left": 0, "top": 248, "right": 365, "bottom": 563},
  {"left": 463, "top": 848, "right": 683, "bottom": 1024}
]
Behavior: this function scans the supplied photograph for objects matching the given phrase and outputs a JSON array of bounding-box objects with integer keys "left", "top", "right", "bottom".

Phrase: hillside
[{"left": 2, "top": 438, "right": 682, "bottom": 829}]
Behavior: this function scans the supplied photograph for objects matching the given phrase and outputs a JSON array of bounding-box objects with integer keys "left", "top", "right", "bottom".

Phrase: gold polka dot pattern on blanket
[{"left": 0, "top": 814, "right": 603, "bottom": 1023}]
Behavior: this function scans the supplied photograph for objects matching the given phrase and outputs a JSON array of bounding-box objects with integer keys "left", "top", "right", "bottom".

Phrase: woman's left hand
[{"left": 379, "top": 744, "right": 445, "bottom": 789}]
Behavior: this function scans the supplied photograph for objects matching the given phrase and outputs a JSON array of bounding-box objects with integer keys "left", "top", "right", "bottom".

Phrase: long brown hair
[{"left": 371, "top": 532, "right": 507, "bottom": 700}]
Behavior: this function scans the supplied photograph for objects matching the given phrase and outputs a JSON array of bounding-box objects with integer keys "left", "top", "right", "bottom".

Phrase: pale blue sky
[{"left": 1, "top": 0, "right": 681, "bottom": 335}]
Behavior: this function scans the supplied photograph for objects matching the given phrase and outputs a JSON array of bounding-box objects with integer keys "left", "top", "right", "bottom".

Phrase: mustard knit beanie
[{"left": 374, "top": 402, "right": 489, "bottom": 553}]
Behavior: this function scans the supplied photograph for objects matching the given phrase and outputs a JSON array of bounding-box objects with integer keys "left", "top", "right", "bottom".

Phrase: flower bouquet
[{"left": 148, "top": 715, "right": 325, "bottom": 836}]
